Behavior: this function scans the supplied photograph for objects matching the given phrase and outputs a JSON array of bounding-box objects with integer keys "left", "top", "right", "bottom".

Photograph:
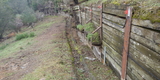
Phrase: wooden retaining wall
[{"left": 73, "top": 3, "right": 160, "bottom": 80}]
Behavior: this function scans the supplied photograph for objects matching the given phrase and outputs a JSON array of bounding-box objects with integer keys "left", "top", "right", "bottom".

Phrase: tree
[
  {"left": 8, "top": 0, "right": 28, "bottom": 14},
  {"left": 21, "top": 7, "right": 37, "bottom": 26},
  {"left": 0, "top": 1, "right": 14, "bottom": 39}
]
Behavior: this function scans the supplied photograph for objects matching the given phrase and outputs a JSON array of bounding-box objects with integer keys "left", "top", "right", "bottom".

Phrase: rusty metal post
[
  {"left": 100, "top": 3, "right": 103, "bottom": 43},
  {"left": 121, "top": 7, "right": 132, "bottom": 80}
]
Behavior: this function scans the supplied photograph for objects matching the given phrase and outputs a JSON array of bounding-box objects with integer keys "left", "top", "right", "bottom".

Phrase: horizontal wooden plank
[
  {"left": 102, "top": 42, "right": 141, "bottom": 80},
  {"left": 129, "top": 45, "right": 160, "bottom": 79},
  {"left": 131, "top": 25, "right": 160, "bottom": 45},
  {"left": 103, "top": 13, "right": 126, "bottom": 26},
  {"left": 103, "top": 24, "right": 124, "bottom": 37},
  {"left": 130, "top": 39, "right": 160, "bottom": 75},
  {"left": 132, "top": 19, "right": 160, "bottom": 31},
  {"left": 103, "top": 30, "right": 123, "bottom": 54},
  {"left": 103, "top": 18, "right": 124, "bottom": 31},
  {"left": 103, "top": 7, "right": 126, "bottom": 17},
  {"left": 92, "top": 20, "right": 99, "bottom": 27},
  {"left": 92, "top": 10, "right": 101, "bottom": 15},
  {"left": 103, "top": 42, "right": 121, "bottom": 74},
  {"left": 92, "top": 7, "right": 101, "bottom": 12},
  {"left": 102, "top": 41, "right": 122, "bottom": 64},
  {"left": 103, "top": 27, "right": 124, "bottom": 45},
  {"left": 131, "top": 32, "right": 160, "bottom": 54},
  {"left": 127, "top": 58, "right": 154, "bottom": 80},
  {"left": 92, "top": 14, "right": 100, "bottom": 25},
  {"left": 103, "top": 3, "right": 127, "bottom": 10}
]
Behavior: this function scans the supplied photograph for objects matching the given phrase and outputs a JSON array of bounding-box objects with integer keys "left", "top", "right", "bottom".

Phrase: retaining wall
[{"left": 73, "top": 3, "right": 160, "bottom": 80}]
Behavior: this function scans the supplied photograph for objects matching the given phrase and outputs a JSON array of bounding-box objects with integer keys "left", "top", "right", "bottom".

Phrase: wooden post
[
  {"left": 121, "top": 7, "right": 132, "bottom": 80},
  {"left": 79, "top": 5, "right": 82, "bottom": 25},
  {"left": 90, "top": 4, "right": 93, "bottom": 22},
  {"left": 84, "top": 8, "right": 86, "bottom": 23}
]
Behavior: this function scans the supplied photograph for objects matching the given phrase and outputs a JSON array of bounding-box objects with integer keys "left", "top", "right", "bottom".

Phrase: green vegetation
[
  {"left": 84, "top": 0, "right": 160, "bottom": 23},
  {"left": 77, "top": 22, "right": 101, "bottom": 45},
  {"left": 0, "top": 16, "right": 56, "bottom": 60},
  {"left": 15, "top": 32, "right": 35, "bottom": 41},
  {"left": 77, "top": 24, "right": 84, "bottom": 31},
  {"left": 84, "top": 23, "right": 95, "bottom": 33},
  {"left": 29, "top": 32, "right": 35, "bottom": 37},
  {"left": 0, "top": 44, "right": 8, "bottom": 50}
]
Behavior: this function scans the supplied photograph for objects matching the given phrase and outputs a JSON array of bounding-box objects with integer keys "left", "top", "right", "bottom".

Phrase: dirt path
[
  {"left": 0, "top": 15, "right": 118, "bottom": 80},
  {"left": 0, "top": 16, "right": 75, "bottom": 80}
]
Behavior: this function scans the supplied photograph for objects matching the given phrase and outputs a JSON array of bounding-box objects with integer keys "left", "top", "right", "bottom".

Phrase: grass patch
[
  {"left": 0, "top": 44, "right": 8, "bottom": 50},
  {"left": 15, "top": 33, "right": 29, "bottom": 41},
  {"left": 29, "top": 32, "right": 35, "bottom": 37},
  {"left": 15, "top": 32, "right": 35, "bottom": 41}
]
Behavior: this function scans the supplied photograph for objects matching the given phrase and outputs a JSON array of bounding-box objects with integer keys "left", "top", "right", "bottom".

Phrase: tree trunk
[{"left": 0, "top": 21, "right": 8, "bottom": 39}]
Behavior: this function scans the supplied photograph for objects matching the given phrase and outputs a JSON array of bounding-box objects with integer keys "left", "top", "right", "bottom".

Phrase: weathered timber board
[
  {"left": 131, "top": 32, "right": 160, "bottom": 54},
  {"left": 102, "top": 41, "right": 122, "bottom": 65},
  {"left": 129, "top": 39, "right": 160, "bottom": 74},
  {"left": 103, "top": 13, "right": 126, "bottom": 26},
  {"left": 132, "top": 19, "right": 160, "bottom": 31},
  {"left": 92, "top": 10, "right": 101, "bottom": 16},
  {"left": 127, "top": 58, "right": 154, "bottom": 80},
  {"left": 103, "top": 3, "right": 126, "bottom": 10},
  {"left": 103, "top": 19, "right": 124, "bottom": 32},
  {"left": 103, "top": 24, "right": 124, "bottom": 38},
  {"left": 92, "top": 7, "right": 101, "bottom": 12},
  {"left": 132, "top": 25, "right": 160, "bottom": 45},
  {"left": 129, "top": 45, "right": 160, "bottom": 79},
  {"left": 103, "top": 28, "right": 124, "bottom": 44},
  {"left": 102, "top": 41, "right": 121, "bottom": 74},
  {"left": 92, "top": 20, "right": 99, "bottom": 28},
  {"left": 102, "top": 41, "right": 138, "bottom": 80},
  {"left": 103, "top": 28, "right": 124, "bottom": 54},
  {"left": 103, "top": 5, "right": 126, "bottom": 18},
  {"left": 92, "top": 14, "right": 100, "bottom": 25}
]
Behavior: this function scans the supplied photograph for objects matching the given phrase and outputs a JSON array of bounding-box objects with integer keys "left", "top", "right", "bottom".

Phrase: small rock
[{"left": 85, "top": 57, "right": 96, "bottom": 61}]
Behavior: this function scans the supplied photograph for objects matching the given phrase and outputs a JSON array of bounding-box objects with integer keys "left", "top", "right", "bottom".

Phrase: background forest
[{"left": 0, "top": 0, "right": 62, "bottom": 39}]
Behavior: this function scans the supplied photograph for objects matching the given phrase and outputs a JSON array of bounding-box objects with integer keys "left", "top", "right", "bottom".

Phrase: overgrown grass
[{"left": 15, "top": 32, "right": 35, "bottom": 41}]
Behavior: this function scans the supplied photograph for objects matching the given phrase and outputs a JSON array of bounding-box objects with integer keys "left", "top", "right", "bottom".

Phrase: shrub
[
  {"left": 15, "top": 33, "right": 29, "bottom": 41},
  {"left": 77, "top": 24, "right": 84, "bottom": 31},
  {"left": 87, "top": 33, "right": 93, "bottom": 40},
  {"left": 30, "top": 32, "right": 35, "bottom": 37},
  {"left": 84, "top": 22, "right": 95, "bottom": 33}
]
